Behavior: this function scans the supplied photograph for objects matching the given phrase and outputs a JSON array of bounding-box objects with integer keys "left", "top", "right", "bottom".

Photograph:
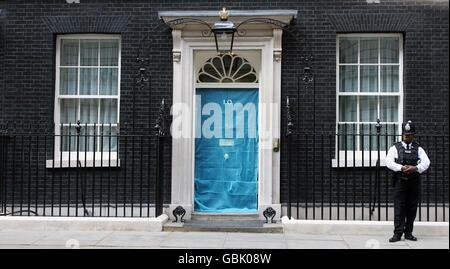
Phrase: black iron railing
[
  {"left": 284, "top": 98, "right": 449, "bottom": 222},
  {"left": 0, "top": 104, "right": 170, "bottom": 218}
]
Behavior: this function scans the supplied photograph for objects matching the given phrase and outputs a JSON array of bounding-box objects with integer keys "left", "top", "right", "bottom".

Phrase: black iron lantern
[{"left": 211, "top": 8, "right": 236, "bottom": 55}]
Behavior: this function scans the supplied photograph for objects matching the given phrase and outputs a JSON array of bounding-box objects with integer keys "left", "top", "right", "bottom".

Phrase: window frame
[
  {"left": 334, "top": 33, "right": 403, "bottom": 167},
  {"left": 50, "top": 34, "right": 121, "bottom": 167}
]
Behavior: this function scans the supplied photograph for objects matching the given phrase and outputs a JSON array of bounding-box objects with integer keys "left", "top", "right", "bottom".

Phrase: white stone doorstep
[
  {"left": 0, "top": 214, "right": 169, "bottom": 232},
  {"left": 281, "top": 217, "right": 449, "bottom": 236}
]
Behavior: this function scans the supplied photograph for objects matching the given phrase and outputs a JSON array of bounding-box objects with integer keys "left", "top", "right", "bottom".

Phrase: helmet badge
[{"left": 405, "top": 120, "right": 412, "bottom": 131}]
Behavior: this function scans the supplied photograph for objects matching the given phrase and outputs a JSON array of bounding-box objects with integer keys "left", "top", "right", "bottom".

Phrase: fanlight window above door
[{"left": 197, "top": 54, "right": 258, "bottom": 83}]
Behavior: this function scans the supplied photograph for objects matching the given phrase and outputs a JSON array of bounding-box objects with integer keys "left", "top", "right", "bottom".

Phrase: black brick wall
[
  {"left": 0, "top": 4, "right": 6, "bottom": 121},
  {"left": 0, "top": 0, "right": 448, "bottom": 209}
]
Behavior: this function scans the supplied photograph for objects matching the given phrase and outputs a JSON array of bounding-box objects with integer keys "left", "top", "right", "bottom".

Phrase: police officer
[{"left": 385, "top": 120, "right": 430, "bottom": 242}]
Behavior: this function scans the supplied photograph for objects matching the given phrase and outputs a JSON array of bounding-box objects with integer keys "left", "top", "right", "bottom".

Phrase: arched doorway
[{"left": 160, "top": 10, "right": 297, "bottom": 220}]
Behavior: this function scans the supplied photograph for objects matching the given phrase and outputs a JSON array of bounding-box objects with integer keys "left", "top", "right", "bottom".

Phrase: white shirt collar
[{"left": 401, "top": 141, "right": 413, "bottom": 149}]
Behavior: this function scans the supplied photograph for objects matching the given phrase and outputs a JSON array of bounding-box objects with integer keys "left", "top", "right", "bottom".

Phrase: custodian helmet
[{"left": 402, "top": 120, "right": 416, "bottom": 135}]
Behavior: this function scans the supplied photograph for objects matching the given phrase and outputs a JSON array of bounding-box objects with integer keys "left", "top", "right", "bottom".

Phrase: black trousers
[{"left": 393, "top": 176, "right": 421, "bottom": 236}]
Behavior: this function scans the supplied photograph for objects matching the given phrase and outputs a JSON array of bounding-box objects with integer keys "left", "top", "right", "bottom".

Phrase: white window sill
[
  {"left": 46, "top": 159, "right": 120, "bottom": 168},
  {"left": 332, "top": 158, "right": 386, "bottom": 168},
  {"left": 331, "top": 151, "right": 388, "bottom": 168}
]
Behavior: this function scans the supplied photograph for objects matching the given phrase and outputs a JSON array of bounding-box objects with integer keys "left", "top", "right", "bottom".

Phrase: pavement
[{"left": 0, "top": 230, "right": 448, "bottom": 249}]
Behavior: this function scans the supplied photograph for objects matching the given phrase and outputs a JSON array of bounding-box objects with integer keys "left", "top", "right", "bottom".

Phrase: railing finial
[
  {"left": 75, "top": 120, "right": 82, "bottom": 134},
  {"left": 375, "top": 118, "right": 382, "bottom": 134}
]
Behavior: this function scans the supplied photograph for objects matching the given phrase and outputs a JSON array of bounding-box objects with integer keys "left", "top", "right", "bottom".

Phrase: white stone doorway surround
[{"left": 159, "top": 10, "right": 297, "bottom": 221}]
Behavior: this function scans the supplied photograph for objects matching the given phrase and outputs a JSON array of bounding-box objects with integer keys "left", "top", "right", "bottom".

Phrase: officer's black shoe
[
  {"left": 404, "top": 234, "right": 417, "bottom": 241},
  {"left": 389, "top": 234, "right": 402, "bottom": 243}
]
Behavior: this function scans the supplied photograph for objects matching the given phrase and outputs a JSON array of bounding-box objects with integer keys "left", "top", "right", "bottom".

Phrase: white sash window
[
  {"left": 51, "top": 34, "right": 121, "bottom": 166},
  {"left": 335, "top": 33, "right": 403, "bottom": 166}
]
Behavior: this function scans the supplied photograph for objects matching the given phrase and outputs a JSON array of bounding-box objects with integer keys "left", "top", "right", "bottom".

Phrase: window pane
[
  {"left": 380, "top": 123, "right": 398, "bottom": 151},
  {"left": 60, "top": 39, "right": 79, "bottom": 66},
  {"left": 360, "top": 96, "right": 377, "bottom": 122},
  {"left": 60, "top": 99, "right": 78, "bottom": 124},
  {"left": 338, "top": 124, "right": 356, "bottom": 151},
  {"left": 360, "top": 124, "right": 377, "bottom": 151},
  {"left": 360, "top": 38, "right": 378, "bottom": 64},
  {"left": 100, "top": 40, "right": 119, "bottom": 66},
  {"left": 79, "top": 68, "right": 98, "bottom": 95},
  {"left": 390, "top": 124, "right": 402, "bottom": 142},
  {"left": 101, "top": 126, "right": 118, "bottom": 152},
  {"left": 198, "top": 73, "right": 219, "bottom": 83},
  {"left": 360, "top": 124, "right": 398, "bottom": 151},
  {"left": 360, "top": 66, "right": 378, "bottom": 92},
  {"left": 339, "top": 96, "right": 357, "bottom": 122},
  {"left": 99, "top": 68, "right": 118, "bottom": 95},
  {"left": 203, "top": 64, "right": 222, "bottom": 80},
  {"left": 339, "top": 37, "right": 358, "bottom": 63},
  {"left": 80, "top": 40, "right": 99, "bottom": 66},
  {"left": 79, "top": 126, "right": 96, "bottom": 152},
  {"left": 80, "top": 99, "right": 99, "bottom": 124},
  {"left": 381, "top": 37, "right": 399, "bottom": 63},
  {"left": 339, "top": 66, "right": 357, "bottom": 92},
  {"left": 59, "top": 68, "right": 78, "bottom": 95},
  {"left": 380, "top": 96, "right": 399, "bottom": 122},
  {"left": 61, "top": 126, "right": 77, "bottom": 152},
  {"left": 380, "top": 65, "right": 399, "bottom": 92},
  {"left": 100, "top": 99, "right": 118, "bottom": 124}
]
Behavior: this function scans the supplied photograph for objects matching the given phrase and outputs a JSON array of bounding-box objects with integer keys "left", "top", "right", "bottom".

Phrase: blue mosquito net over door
[{"left": 194, "top": 88, "right": 258, "bottom": 212}]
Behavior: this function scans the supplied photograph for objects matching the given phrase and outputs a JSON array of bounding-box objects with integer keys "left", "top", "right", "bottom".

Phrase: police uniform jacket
[{"left": 385, "top": 141, "right": 430, "bottom": 177}]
